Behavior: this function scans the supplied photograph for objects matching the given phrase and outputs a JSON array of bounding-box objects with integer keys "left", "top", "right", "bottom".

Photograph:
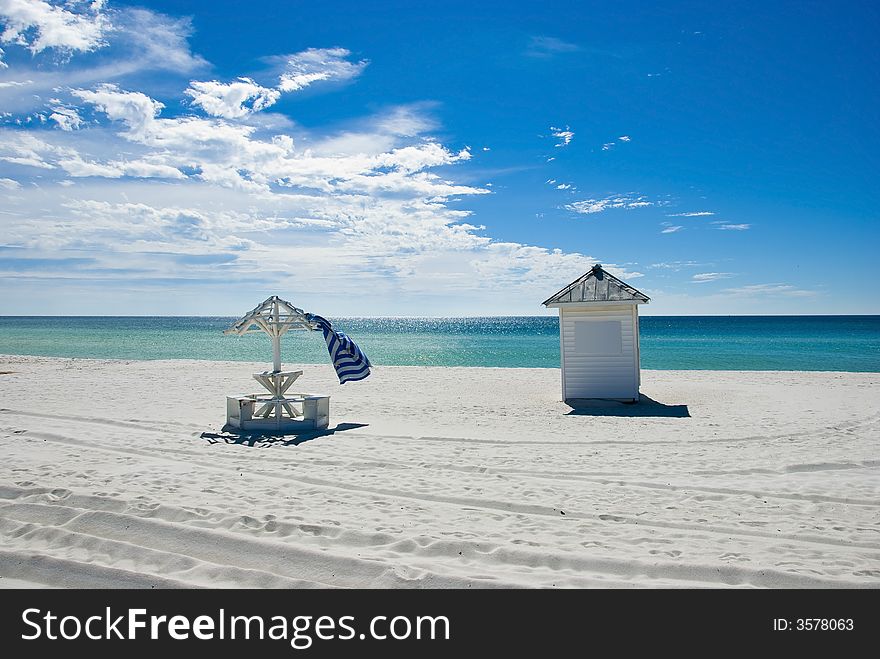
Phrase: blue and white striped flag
[{"left": 307, "top": 315, "right": 371, "bottom": 384}]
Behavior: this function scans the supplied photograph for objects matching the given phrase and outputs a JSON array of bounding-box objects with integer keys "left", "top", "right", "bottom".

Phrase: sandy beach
[{"left": 0, "top": 355, "right": 877, "bottom": 588}]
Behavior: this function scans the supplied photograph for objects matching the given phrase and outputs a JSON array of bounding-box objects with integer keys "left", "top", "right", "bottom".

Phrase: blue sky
[{"left": 0, "top": 0, "right": 877, "bottom": 315}]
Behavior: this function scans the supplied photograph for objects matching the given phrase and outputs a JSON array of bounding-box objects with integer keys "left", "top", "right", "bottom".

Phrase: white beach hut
[{"left": 542, "top": 264, "right": 650, "bottom": 403}]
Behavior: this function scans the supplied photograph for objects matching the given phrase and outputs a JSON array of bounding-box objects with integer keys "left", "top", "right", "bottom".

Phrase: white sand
[{"left": 0, "top": 355, "right": 878, "bottom": 588}]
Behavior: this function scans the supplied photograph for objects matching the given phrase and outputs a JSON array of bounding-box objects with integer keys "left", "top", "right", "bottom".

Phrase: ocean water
[{"left": 0, "top": 316, "right": 877, "bottom": 372}]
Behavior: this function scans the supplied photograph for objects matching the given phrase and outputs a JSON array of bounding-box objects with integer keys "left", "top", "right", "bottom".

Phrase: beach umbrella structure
[
  {"left": 543, "top": 264, "right": 650, "bottom": 404},
  {"left": 223, "top": 296, "right": 329, "bottom": 432},
  {"left": 223, "top": 295, "right": 372, "bottom": 432}
]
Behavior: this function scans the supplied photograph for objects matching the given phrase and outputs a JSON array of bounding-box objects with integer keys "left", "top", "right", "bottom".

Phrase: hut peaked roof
[{"left": 542, "top": 264, "right": 650, "bottom": 306}]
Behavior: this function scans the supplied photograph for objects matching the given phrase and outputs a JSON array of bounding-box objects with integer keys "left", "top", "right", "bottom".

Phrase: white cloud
[
  {"left": 10, "top": 84, "right": 489, "bottom": 202},
  {"left": 62, "top": 198, "right": 257, "bottom": 251},
  {"left": 722, "top": 283, "right": 814, "bottom": 297},
  {"left": 649, "top": 261, "right": 704, "bottom": 270},
  {"left": 373, "top": 104, "right": 437, "bottom": 137},
  {"left": 692, "top": 272, "right": 734, "bottom": 283},
  {"left": 0, "top": 174, "right": 634, "bottom": 315},
  {"left": 548, "top": 178, "right": 575, "bottom": 191},
  {"left": 471, "top": 243, "right": 639, "bottom": 289},
  {"left": 312, "top": 104, "right": 438, "bottom": 157},
  {"left": 0, "top": 131, "right": 74, "bottom": 169},
  {"left": 57, "top": 154, "right": 185, "bottom": 179},
  {"left": 0, "top": 5, "right": 205, "bottom": 118},
  {"left": 0, "top": 0, "right": 109, "bottom": 56},
  {"left": 602, "top": 136, "right": 631, "bottom": 150},
  {"left": 110, "top": 7, "right": 205, "bottom": 73},
  {"left": 550, "top": 125, "right": 573, "bottom": 147},
  {"left": 716, "top": 223, "right": 751, "bottom": 231},
  {"left": 660, "top": 224, "right": 683, "bottom": 233},
  {"left": 185, "top": 77, "right": 281, "bottom": 119},
  {"left": 48, "top": 104, "right": 82, "bottom": 130},
  {"left": 177, "top": 48, "right": 366, "bottom": 123},
  {"left": 72, "top": 83, "right": 163, "bottom": 139},
  {"left": 277, "top": 47, "right": 367, "bottom": 93},
  {"left": 0, "top": 2, "right": 203, "bottom": 70},
  {"left": 0, "top": 34, "right": 653, "bottom": 314},
  {"left": 55, "top": 154, "right": 123, "bottom": 178},
  {"left": 0, "top": 45, "right": 6, "bottom": 68},
  {"left": 566, "top": 194, "right": 654, "bottom": 214},
  {"left": 375, "top": 143, "right": 472, "bottom": 173},
  {"left": 526, "top": 36, "right": 580, "bottom": 58},
  {"left": 667, "top": 211, "right": 714, "bottom": 217}
]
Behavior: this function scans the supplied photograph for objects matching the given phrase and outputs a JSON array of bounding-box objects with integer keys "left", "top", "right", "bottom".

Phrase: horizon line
[{"left": 0, "top": 313, "right": 878, "bottom": 319}]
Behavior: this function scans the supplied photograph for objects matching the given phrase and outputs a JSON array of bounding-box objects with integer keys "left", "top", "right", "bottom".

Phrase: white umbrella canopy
[{"left": 224, "top": 296, "right": 319, "bottom": 372}]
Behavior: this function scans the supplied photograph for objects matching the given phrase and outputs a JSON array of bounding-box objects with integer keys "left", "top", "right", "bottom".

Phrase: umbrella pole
[
  {"left": 272, "top": 298, "right": 282, "bottom": 373},
  {"left": 272, "top": 333, "right": 281, "bottom": 374}
]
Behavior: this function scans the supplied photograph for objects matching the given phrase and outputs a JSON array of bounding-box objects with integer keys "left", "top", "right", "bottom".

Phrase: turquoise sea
[{"left": 0, "top": 316, "right": 877, "bottom": 372}]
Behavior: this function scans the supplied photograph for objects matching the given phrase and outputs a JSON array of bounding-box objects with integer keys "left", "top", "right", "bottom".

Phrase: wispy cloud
[
  {"left": 71, "top": 84, "right": 164, "bottom": 140},
  {"left": 0, "top": 9, "right": 653, "bottom": 314},
  {"left": 111, "top": 7, "right": 206, "bottom": 73},
  {"left": 566, "top": 194, "right": 654, "bottom": 214},
  {"left": 722, "top": 283, "right": 814, "bottom": 297},
  {"left": 0, "top": 2, "right": 204, "bottom": 72},
  {"left": 61, "top": 87, "right": 483, "bottom": 193},
  {"left": 274, "top": 47, "right": 367, "bottom": 92},
  {"left": 601, "top": 135, "right": 631, "bottom": 151},
  {"left": 666, "top": 211, "right": 714, "bottom": 217},
  {"left": 373, "top": 104, "right": 438, "bottom": 137},
  {"left": 184, "top": 48, "right": 368, "bottom": 120},
  {"left": 0, "top": 131, "right": 73, "bottom": 168},
  {"left": 0, "top": 66, "right": 620, "bottom": 312},
  {"left": 549, "top": 125, "right": 573, "bottom": 148},
  {"left": 185, "top": 77, "right": 280, "bottom": 119},
  {"left": 649, "top": 261, "right": 705, "bottom": 270},
  {"left": 526, "top": 36, "right": 580, "bottom": 58},
  {"left": 692, "top": 272, "right": 734, "bottom": 283},
  {"left": 47, "top": 103, "right": 83, "bottom": 130},
  {"left": 715, "top": 223, "right": 751, "bottom": 231},
  {"left": 660, "top": 224, "right": 683, "bottom": 234},
  {"left": 0, "top": 0, "right": 109, "bottom": 57},
  {"left": 0, "top": 4, "right": 207, "bottom": 117},
  {"left": 546, "top": 178, "right": 574, "bottom": 191}
]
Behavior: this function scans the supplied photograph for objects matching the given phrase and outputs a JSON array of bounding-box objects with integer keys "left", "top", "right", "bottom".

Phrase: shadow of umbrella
[{"left": 200, "top": 422, "right": 369, "bottom": 447}]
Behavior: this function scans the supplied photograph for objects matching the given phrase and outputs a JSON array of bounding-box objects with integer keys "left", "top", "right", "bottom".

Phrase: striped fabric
[{"left": 307, "top": 315, "right": 372, "bottom": 384}]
